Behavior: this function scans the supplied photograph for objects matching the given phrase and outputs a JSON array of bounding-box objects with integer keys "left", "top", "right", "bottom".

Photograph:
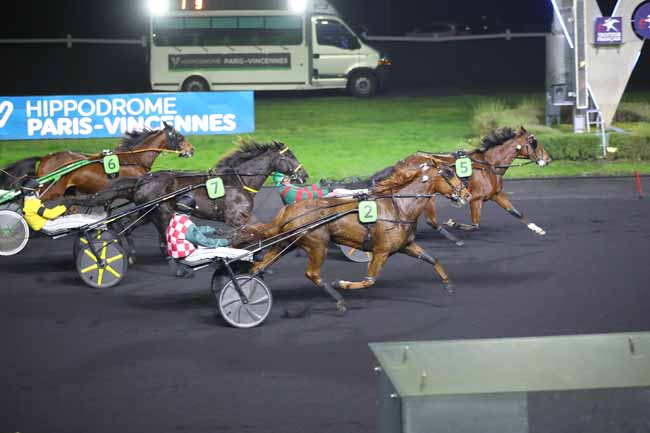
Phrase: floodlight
[
  {"left": 147, "top": 0, "right": 169, "bottom": 16},
  {"left": 288, "top": 0, "right": 308, "bottom": 13}
]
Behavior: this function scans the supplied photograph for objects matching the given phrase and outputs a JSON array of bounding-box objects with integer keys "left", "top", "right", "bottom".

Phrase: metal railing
[
  {"left": 366, "top": 30, "right": 548, "bottom": 43},
  {"left": 0, "top": 35, "right": 147, "bottom": 48}
]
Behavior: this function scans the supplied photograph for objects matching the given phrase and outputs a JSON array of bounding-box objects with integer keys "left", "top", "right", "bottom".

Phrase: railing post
[{"left": 66, "top": 34, "right": 72, "bottom": 48}]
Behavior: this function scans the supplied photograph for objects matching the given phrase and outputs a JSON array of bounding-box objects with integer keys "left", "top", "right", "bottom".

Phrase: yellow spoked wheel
[
  {"left": 339, "top": 244, "right": 372, "bottom": 263},
  {"left": 76, "top": 239, "right": 128, "bottom": 288},
  {"left": 73, "top": 230, "right": 119, "bottom": 258}
]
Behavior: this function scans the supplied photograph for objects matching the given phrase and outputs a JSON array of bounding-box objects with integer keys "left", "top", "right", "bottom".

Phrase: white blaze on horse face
[
  {"left": 422, "top": 175, "right": 429, "bottom": 182},
  {"left": 537, "top": 160, "right": 546, "bottom": 167}
]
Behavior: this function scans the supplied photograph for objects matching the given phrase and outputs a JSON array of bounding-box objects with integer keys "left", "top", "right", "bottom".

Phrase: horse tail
[
  {"left": 0, "top": 156, "right": 41, "bottom": 189},
  {"left": 232, "top": 206, "right": 290, "bottom": 247}
]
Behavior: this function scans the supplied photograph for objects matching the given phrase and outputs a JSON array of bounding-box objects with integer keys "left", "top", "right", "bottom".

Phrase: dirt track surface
[{"left": 2, "top": 177, "right": 650, "bottom": 433}]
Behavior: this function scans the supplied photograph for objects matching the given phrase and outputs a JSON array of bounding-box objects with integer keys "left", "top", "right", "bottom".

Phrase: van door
[{"left": 311, "top": 17, "right": 361, "bottom": 88}]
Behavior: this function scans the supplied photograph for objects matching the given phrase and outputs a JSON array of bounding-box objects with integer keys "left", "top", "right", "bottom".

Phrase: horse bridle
[
  {"left": 516, "top": 134, "right": 541, "bottom": 164},
  {"left": 277, "top": 146, "right": 304, "bottom": 182},
  {"left": 437, "top": 166, "right": 465, "bottom": 202},
  {"left": 163, "top": 125, "right": 185, "bottom": 152}
]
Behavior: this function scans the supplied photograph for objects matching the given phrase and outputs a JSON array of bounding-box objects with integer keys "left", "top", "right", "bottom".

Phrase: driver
[
  {"left": 272, "top": 172, "right": 367, "bottom": 205},
  {"left": 21, "top": 178, "right": 105, "bottom": 233},
  {"left": 166, "top": 194, "right": 235, "bottom": 278}
]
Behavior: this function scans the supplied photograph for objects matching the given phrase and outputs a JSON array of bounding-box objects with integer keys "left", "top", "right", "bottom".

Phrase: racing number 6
[{"left": 103, "top": 155, "right": 120, "bottom": 175}]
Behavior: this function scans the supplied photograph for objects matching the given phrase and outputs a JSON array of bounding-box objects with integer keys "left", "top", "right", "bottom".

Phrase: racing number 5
[{"left": 455, "top": 157, "right": 472, "bottom": 178}]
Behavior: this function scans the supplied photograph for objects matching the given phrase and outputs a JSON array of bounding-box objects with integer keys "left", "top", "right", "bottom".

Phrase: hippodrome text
[{"left": 0, "top": 91, "right": 255, "bottom": 140}]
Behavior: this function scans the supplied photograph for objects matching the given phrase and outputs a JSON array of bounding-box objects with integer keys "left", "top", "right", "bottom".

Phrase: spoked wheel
[
  {"left": 339, "top": 244, "right": 372, "bottom": 263},
  {"left": 73, "top": 229, "right": 119, "bottom": 258},
  {"left": 76, "top": 238, "right": 128, "bottom": 288},
  {"left": 213, "top": 273, "right": 272, "bottom": 328},
  {"left": 0, "top": 210, "right": 29, "bottom": 256}
]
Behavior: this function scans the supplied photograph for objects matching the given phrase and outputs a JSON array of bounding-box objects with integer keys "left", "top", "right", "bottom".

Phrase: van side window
[
  {"left": 153, "top": 15, "right": 303, "bottom": 46},
  {"left": 316, "top": 19, "right": 357, "bottom": 50}
]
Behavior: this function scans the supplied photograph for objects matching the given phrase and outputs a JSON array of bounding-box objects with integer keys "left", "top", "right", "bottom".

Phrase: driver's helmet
[
  {"left": 21, "top": 178, "right": 40, "bottom": 197},
  {"left": 175, "top": 194, "right": 197, "bottom": 215},
  {"left": 272, "top": 172, "right": 287, "bottom": 185}
]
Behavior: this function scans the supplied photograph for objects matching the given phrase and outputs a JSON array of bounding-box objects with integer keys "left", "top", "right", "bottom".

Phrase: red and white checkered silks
[{"left": 166, "top": 213, "right": 196, "bottom": 259}]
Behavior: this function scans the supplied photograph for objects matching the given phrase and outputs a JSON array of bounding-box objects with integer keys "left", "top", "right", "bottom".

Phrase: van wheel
[
  {"left": 182, "top": 76, "right": 209, "bottom": 92},
  {"left": 348, "top": 71, "right": 377, "bottom": 97}
]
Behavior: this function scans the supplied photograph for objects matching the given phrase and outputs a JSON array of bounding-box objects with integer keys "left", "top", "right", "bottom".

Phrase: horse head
[
  {"left": 271, "top": 141, "right": 309, "bottom": 183},
  {"left": 514, "top": 126, "right": 551, "bottom": 167},
  {"left": 162, "top": 122, "right": 195, "bottom": 158},
  {"left": 428, "top": 159, "right": 471, "bottom": 207}
]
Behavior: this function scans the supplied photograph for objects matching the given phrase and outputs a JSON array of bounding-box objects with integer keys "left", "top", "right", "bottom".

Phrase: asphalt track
[{"left": 2, "top": 176, "right": 650, "bottom": 433}]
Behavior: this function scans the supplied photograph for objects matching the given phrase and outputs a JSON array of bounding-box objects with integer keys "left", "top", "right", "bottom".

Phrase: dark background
[{"left": 0, "top": 0, "right": 647, "bottom": 95}]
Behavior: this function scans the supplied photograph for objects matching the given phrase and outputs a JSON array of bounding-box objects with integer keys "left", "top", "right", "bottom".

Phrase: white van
[{"left": 149, "top": 8, "right": 391, "bottom": 97}]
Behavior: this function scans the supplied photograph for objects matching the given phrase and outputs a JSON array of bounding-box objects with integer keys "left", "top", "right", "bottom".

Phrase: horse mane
[
  {"left": 215, "top": 139, "right": 285, "bottom": 169},
  {"left": 477, "top": 127, "right": 518, "bottom": 152},
  {"left": 115, "top": 129, "right": 159, "bottom": 151},
  {"left": 372, "top": 164, "right": 423, "bottom": 194}
]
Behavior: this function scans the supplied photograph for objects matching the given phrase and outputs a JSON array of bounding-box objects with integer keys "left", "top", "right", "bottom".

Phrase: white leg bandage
[{"left": 527, "top": 223, "right": 546, "bottom": 236}]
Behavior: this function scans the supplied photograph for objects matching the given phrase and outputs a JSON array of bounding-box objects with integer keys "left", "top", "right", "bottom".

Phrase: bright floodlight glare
[
  {"left": 147, "top": 0, "right": 169, "bottom": 15},
  {"left": 288, "top": 0, "right": 308, "bottom": 13}
]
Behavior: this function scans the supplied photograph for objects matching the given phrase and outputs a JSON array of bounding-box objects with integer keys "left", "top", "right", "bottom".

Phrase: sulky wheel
[
  {"left": 73, "top": 229, "right": 119, "bottom": 258},
  {"left": 0, "top": 210, "right": 29, "bottom": 256},
  {"left": 339, "top": 244, "right": 372, "bottom": 263},
  {"left": 214, "top": 274, "right": 272, "bottom": 328},
  {"left": 76, "top": 238, "right": 128, "bottom": 288}
]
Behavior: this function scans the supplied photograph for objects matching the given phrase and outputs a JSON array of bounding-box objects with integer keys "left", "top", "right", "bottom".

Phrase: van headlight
[{"left": 378, "top": 54, "right": 392, "bottom": 67}]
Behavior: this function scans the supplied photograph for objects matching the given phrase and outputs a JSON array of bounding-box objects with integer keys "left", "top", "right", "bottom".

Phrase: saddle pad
[
  {"left": 180, "top": 246, "right": 253, "bottom": 265},
  {"left": 41, "top": 213, "right": 107, "bottom": 236}
]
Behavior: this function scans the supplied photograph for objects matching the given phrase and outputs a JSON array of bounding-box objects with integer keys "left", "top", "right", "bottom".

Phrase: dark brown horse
[
  {"left": 64, "top": 140, "right": 308, "bottom": 259},
  {"left": 35, "top": 122, "right": 194, "bottom": 200},
  {"left": 234, "top": 155, "right": 471, "bottom": 312},
  {"left": 423, "top": 126, "right": 552, "bottom": 242}
]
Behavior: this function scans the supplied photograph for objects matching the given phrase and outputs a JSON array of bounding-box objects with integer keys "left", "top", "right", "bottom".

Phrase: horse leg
[
  {"left": 424, "top": 197, "right": 464, "bottom": 246},
  {"left": 301, "top": 242, "right": 347, "bottom": 312},
  {"left": 401, "top": 242, "right": 454, "bottom": 293},
  {"left": 332, "top": 251, "right": 389, "bottom": 291},
  {"left": 492, "top": 192, "right": 546, "bottom": 236},
  {"left": 445, "top": 199, "right": 482, "bottom": 231}
]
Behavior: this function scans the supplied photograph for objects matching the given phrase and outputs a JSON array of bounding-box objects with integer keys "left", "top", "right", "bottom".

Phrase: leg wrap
[
  {"left": 507, "top": 207, "right": 524, "bottom": 219},
  {"left": 322, "top": 283, "right": 344, "bottom": 303}
]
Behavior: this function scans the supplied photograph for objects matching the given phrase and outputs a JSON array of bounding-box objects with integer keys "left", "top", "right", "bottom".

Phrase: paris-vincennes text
[{"left": 25, "top": 96, "right": 237, "bottom": 137}]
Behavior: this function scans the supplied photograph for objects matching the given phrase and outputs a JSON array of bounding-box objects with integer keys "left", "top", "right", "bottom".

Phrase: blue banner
[{"left": 0, "top": 91, "right": 254, "bottom": 140}]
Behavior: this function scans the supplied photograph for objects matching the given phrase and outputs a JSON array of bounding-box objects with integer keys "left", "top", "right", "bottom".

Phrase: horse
[
  {"left": 233, "top": 155, "right": 471, "bottom": 313},
  {"left": 420, "top": 126, "right": 551, "bottom": 242},
  {"left": 0, "top": 157, "right": 42, "bottom": 190},
  {"left": 63, "top": 140, "right": 308, "bottom": 260},
  {"left": 10, "top": 122, "right": 194, "bottom": 201}
]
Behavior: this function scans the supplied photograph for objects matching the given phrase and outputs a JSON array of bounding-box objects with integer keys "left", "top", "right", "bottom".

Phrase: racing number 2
[{"left": 358, "top": 200, "right": 378, "bottom": 223}]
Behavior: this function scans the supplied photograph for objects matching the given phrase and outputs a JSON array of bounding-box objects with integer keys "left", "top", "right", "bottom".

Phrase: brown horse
[
  {"left": 36, "top": 122, "right": 194, "bottom": 200},
  {"left": 423, "top": 126, "right": 552, "bottom": 242},
  {"left": 234, "top": 155, "right": 471, "bottom": 312}
]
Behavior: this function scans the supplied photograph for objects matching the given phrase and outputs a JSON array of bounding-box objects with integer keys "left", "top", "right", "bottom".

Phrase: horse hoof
[
  {"left": 455, "top": 240, "right": 464, "bottom": 247},
  {"left": 336, "top": 300, "right": 347, "bottom": 313},
  {"left": 128, "top": 256, "right": 136, "bottom": 266},
  {"left": 331, "top": 280, "right": 344, "bottom": 290},
  {"left": 444, "top": 218, "right": 455, "bottom": 228},
  {"left": 443, "top": 281, "right": 454, "bottom": 294}
]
